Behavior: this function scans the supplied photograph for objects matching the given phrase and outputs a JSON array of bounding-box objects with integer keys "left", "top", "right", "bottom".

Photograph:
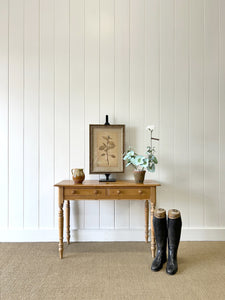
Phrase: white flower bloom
[{"left": 146, "top": 125, "right": 155, "bottom": 131}]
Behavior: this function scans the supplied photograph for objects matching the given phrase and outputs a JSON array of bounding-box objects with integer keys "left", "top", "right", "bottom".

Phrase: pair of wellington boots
[{"left": 151, "top": 208, "right": 182, "bottom": 275}]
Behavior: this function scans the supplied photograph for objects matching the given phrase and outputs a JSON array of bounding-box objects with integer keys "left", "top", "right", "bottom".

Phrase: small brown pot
[
  {"left": 133, "top": 170, "right": 146, "bottom": 184},
  {"left": 71, "top": 168, "right": 85, "bottom": 184}
]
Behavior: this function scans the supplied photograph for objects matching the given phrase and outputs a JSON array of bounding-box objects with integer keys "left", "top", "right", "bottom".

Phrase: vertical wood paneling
[
  {"left": 54, "top": 0, "right": 70, "bottom": 226},
  {"left": 8, "top": 0, "right": 24, "bottom": 228},
  {"left": 189, "top": 0, "right": 204, "bottom": 226},
  {"left": 84, "top": 0, "right": 100, "bottom": 228},
  {"left": 204, "top": 0, "right": 219, "bottom": 227},
  {"left": 159, "top": 0, "right": 175, "bottom": 212},
  {"left": 99, "top": 0, "right": 115, "bottom": 229},
  {"left": 145, "top": 0, "right": 160, "bottom": 183},
  {"left": 174, "top": 0, "right": 189, "bottom": 226},
  {"left": 129, "top": 0, "right": 145, "bottom": 229},
  {"left": 23, "top": 0, "right": 39, "bottom": 228},
  {"left": 219, "top": 0, "right": 225, "bottom": 227},
  {"left": 1, "top": 0, "right": 224, "bottom": 240},
  {"left": 70, "top": 0, "right": 85, "bottom": 230},
  {"left": 39, "top": 0, "right": 54, "bottom": 228},
  {"left": 99, "top": 0, "right": 115, "bottom": 123},
  {"left": 145, "top": 0, "right": 160, "bottom": 225},
  {"left": 0, "top": 0, "right": 8, "bottom": 228},
  {"left": 114, "top": 0, "right": 130, "bottom": 228}
]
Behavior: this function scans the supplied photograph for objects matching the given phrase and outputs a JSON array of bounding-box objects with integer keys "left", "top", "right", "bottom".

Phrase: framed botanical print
[{"left": 89, "top": 124, "right": 125, "bottom": 174}]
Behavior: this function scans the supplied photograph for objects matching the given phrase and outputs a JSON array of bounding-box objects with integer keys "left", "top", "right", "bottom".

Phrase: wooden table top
[{"left": 54, "top": 180, "right": 161, "bottom": 187}]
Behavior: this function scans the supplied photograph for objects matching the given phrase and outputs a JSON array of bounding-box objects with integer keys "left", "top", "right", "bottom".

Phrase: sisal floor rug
[{"left": 0, "top": 242, "right": 225, "bottom": 300}]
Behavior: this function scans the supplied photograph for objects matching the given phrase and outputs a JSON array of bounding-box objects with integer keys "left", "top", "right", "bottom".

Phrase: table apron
[{"left": 63, "top": 187, "right": 152, "bottom": 200}]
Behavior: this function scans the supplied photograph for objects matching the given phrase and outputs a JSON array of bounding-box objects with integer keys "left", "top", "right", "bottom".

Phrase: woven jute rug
[{"left": 1, "top": 242, "right": 225, "bottom": 300}]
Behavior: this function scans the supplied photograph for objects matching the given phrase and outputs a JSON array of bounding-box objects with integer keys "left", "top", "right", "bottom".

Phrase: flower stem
[{"left": 150, "top": 130, "right": 152, "bottom": 149}]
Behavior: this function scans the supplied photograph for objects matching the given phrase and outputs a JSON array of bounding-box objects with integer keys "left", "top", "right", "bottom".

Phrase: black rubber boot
[
  {"left": 151, "top": 208, "right": 167, "bottom": 272},
  {"left": 166, "top": 209, "right": 182, "bottom": 275}
]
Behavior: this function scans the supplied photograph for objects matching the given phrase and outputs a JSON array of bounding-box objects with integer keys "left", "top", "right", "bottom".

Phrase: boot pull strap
[{"left": 168, "top": 209, "right": 181, "bottom": 219}]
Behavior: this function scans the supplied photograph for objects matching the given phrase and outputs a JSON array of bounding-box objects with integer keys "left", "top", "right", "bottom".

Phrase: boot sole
[
  {"left": 151, "top": 268, "right": 161, "bottom": 272},
  {"left": 166, "top": 268, "right": 178, "bottom": 275}
]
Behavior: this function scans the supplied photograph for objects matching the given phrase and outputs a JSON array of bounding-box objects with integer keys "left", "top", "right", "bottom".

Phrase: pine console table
[{"left": 54, "top": 180, "right": 160, "bottom": 259}]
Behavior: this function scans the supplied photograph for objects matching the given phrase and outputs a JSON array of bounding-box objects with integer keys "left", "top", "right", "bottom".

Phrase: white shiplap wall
[{"left": 0, "top": 0, "right": 225, "bottom": 241}]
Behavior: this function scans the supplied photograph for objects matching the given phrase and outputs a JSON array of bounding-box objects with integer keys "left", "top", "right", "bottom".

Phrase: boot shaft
[
  {"left": 167, "top": 209, "right": 182, "bottom": 250},
  {"left": 153, "top": 208, "right": 167, "bottom": 250}
]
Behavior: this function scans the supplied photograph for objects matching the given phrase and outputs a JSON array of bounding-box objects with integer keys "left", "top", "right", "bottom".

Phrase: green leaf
[
  {"left": 147, "top": 163, "right": 156, "bottom": 173},
  {"left": 141, "top": 158, "right": 148, "bottom": 167},
  {"left": 146, "top": 166, "right": 151, "bottom": 172},
  {"left": 150, "top": 164, "right": 155, "bottom": 172},
  {"left": 153, "top": 156, "right": 158, "bottom": 164},
  {"left": 134, "top": 155, "right": 145, "bottom": 165},
  {"left": 123, "top": 153, "right": 130, "bottom": 160}
]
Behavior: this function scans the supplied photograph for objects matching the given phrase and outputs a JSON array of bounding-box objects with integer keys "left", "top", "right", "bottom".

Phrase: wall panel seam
[
  {"left": 84, "top": 0, "right": 86, "bottom": 229},
  {"left": 218, "top": 0, "right": 221, "bottom": 226},
  {"left": 144, "top": 0, "right": 146, "bottom": 130},
  {"left": 69, "top": 0, "right": 71, "bottom": 180},
  {"left": 174, "top": 0, "right": 176, "bottom": 209},
  {"left": 99, "top": 0, "right": 100, "bottom": 228},
  {"left": 114, "top": 0, "right": 116, "bottom": 228},
  {"left": 53, "top": 0, "right": 55, "bottom": 228},
  {"left": 187, "top": 0, "right": 190, "bottom": 227},
  {"left": 114, "top": 0, "right": 116, "bottom": 120},
  {"left": 203, "top": 0, "right": 206, "bottom": 227},
  {"left": 99, "top": 0, "right": 101, "bottom": 124},
  {"left": 158, "top": 0, "right": 161, "bottom": 208},
  {"left": 129, "top": 0, "right": 131, "bottom": 229},
  {"left": 7, "top": 0, "right": 10, "bottom": 229},
  {"left": 22, "top": 0, "right": 25, "bottom": 229},
  {"left": 38, "top": 0, "right": 41, "bottom": 228}
]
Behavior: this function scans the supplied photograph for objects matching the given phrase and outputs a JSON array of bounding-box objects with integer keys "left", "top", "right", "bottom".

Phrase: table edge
[{"left": 54, "top": 180, "right": 161, "bottom": 187}]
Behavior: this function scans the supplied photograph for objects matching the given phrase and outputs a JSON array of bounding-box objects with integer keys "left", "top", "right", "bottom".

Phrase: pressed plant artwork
[
  {"left": 96, "top": 133, "right": 118, "bottom": 167},
  {"left": 89, "top": 124, "right": 125, "bottom": 174},
  {"left": 99, "top": 136, "right": 116, "bottom": 166}
]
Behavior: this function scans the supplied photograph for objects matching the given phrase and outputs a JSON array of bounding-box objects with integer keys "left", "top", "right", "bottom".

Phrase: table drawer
[
  {"left": 64, "top": 188, "right": 105, "bottom": 198},
  {"left": 108, "top": 188, "right": 150, "bottom": 199}
]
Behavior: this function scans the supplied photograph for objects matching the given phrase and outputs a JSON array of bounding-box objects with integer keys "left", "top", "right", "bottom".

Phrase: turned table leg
[
  {"left": 58, "top": 187, "right": 64, "bottom": 259},
  {"left": 150, "top": 187, "right": 156, "bottom": 258},
  {"left": 65, "top": 200, "right": 70, "bottom": 244},
  {"left": 145, "top": 200, "right": 149, "bottom": 243}
]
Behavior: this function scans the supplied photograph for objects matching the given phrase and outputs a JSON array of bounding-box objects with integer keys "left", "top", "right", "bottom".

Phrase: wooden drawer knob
[
  {"left": 94, "top": 190, "right": 98, "bottom": 195},
  {"left": 138, "top": 190, "right": 143, "bottom": 194},
  {"left": 72, "top": 190, "right": 76, "bottom": 194},
  {"left": 117, "top": 190, "right": 121, "bottom": 195}
]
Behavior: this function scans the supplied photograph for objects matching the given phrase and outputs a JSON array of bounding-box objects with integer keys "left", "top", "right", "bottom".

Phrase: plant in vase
[{"left": 123, "top": 125, "right": 159, "bottom": 183}]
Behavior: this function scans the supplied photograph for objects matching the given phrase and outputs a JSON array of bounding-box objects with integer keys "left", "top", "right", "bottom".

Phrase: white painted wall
[{"left": 0, "top": 0, "right": 225, "bottom": 242}]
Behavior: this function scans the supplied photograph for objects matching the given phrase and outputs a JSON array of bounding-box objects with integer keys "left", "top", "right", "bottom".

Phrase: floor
[{"left": 1, "top": 242, "right": 225, "bottom": 300}]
